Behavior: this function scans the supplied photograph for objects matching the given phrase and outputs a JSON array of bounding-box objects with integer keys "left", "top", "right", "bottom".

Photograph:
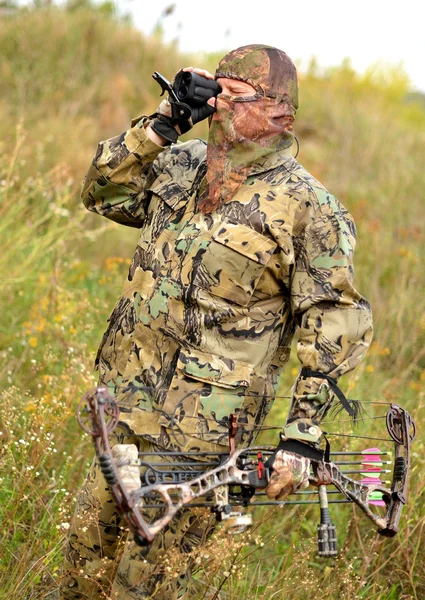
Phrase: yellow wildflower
[{"left": 36, "top": 318, "right": 46, "bottom": 332}]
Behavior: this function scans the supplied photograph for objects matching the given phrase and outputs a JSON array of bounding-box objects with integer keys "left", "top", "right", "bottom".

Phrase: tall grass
[{"left": 0, "top": 5, "right": 424, "bottom": 599}]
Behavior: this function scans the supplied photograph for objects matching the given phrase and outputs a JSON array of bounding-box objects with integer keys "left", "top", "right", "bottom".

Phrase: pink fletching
[
  {"left": 368, "top": 499, "right": 386, "bottom": 506},
  {"left": 362, "top": 456, "right": 383, "bottom": 463},
  {"left": 361, "top": 477, "right": 382, "bottom": 485},
  {"left": 362, "top": 448, "right": 381, "bottom": 454}
]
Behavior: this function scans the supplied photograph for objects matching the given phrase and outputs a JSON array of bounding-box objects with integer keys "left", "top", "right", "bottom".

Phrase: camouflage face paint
[{"left": 199, "top": 44, "right": 298, "bottom": 214}]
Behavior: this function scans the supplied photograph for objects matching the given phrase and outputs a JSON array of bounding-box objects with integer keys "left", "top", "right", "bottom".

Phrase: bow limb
[
  {"left": 378, "top": 403, "right": 415, "bottom": 536},
  {"left": 310, "top": 403, "right": 415, "bottom": 537},
  {"left": 80, "top": 388, "right": 157, "bottom": 544},
  {"left": 309, "top": 462, "right": 391, "bottom": 531}
]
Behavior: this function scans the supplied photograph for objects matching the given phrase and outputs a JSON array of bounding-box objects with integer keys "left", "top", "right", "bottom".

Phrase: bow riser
[{"left": 132, "top": 447, "right": 267, "bottom": 537}]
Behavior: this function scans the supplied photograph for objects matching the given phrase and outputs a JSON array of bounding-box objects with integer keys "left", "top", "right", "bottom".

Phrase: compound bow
[{"left": 77, "top": 387, "right": 416, "bottom": 557}]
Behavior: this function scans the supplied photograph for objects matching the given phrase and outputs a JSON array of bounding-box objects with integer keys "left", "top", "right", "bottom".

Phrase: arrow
[{"left": 360, "top": 447, "right": 387, "bottom": 506}]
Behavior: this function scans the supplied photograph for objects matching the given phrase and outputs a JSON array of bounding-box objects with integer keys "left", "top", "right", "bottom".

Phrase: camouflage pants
[{"left": 60, "top": 435, "right": 216, "bottom": 600}]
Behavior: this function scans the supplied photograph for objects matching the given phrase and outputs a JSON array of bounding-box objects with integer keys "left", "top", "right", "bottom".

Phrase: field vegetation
[{"left": 0, "top": 3, "right": 424, "bottom": 598}]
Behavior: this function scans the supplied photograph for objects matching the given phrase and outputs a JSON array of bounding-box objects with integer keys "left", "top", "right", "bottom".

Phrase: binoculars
[
  {"left": 173, "top": 71, "right": 221, "bottom": 107},
  {"left": 153, "top": 70, "right": 221, "bottom": 108}
]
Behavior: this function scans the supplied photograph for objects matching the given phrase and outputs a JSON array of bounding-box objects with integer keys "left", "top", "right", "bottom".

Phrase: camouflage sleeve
[
  {"left": 81, "top": 117, "right": 168, "bottom": 227},
  {"left": 287, "top": 191, "right": 373, "bottom": 424}
]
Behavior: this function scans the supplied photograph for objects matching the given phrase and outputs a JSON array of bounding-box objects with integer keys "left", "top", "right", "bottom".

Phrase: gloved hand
[
  {"left": 150, "top": 99, "right": 193, "bottom": 145},
  {"left": 265, "top": 450, "right": 310, "bottom": 501},
  {"left": 190, "top": 100, "right": 216, "bottom": 125},
  {"left": 150, "top": 68, "right": 217, "bottom": 145}
]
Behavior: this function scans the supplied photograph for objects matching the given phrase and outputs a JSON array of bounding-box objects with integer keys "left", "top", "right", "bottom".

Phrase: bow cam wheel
[
  {"left": 386, "top": 405, "right": 416, "bottom": 445},
  {"left": 76, "top": 388, "right": 120, "bottom": 436}
]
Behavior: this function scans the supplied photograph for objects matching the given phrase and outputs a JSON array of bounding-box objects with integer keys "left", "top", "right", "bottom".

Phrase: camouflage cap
[{"left": 215, "top": 44, "right": 298, "bottom": 110}]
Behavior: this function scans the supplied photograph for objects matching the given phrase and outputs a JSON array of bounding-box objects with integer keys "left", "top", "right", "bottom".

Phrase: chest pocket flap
[
  {"left": 150, "top": 178, "right": 189, "bottom": 211},
  {"left": 193, "top": 221, "right": 278, "bottom": 306},
  {"left": 213, "top": 222, "right": 277, "bottom": 265}
]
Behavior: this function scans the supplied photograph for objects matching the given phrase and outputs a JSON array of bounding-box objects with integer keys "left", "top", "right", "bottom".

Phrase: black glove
[
  {"left": 190, "top": 101, "right": 216, "bottom": 125},
  {"left": 150, "top": 99, "right": 193, "bottom": 145},
  {"left": 150, "top": 98, "right": 216, "bottom": 144}
]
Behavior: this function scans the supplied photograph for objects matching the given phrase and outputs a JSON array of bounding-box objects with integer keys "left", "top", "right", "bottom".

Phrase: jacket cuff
[
  {"left": 294, "top": 372, "right": 333, "bottom": 397},
  {"left": 287, "top": 372, "right": 335, "bottom": 425}
]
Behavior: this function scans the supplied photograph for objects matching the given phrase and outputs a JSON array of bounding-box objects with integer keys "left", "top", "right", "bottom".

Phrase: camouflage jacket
[{"left": 82, "top": 118, "right": 373, "bottom": 451}]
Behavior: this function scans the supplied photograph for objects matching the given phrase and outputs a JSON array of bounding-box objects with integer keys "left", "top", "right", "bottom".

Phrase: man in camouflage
[{"left": 61, "top": 45, "right": 372, "bottom": 598}]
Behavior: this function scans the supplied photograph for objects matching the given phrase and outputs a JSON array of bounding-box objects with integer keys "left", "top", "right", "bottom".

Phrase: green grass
[{"left": 1, "top": 4, "right": 425, "bottom": 599}]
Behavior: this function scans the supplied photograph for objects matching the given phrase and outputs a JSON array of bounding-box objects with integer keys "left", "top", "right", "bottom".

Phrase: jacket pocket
[
  {"left": 191, "top": 221, "right": 277, "bottom": 306},
  {"left": 177, "top": 346, "right": 254, "bottom": 389},
  {"left": 159, "top": 347, "right": 254, "bottom": 429}
]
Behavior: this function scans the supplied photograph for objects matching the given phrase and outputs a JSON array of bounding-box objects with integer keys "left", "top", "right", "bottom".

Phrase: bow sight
[{"left": 77, "top": 388, "right": 416, "bottom": 558}]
